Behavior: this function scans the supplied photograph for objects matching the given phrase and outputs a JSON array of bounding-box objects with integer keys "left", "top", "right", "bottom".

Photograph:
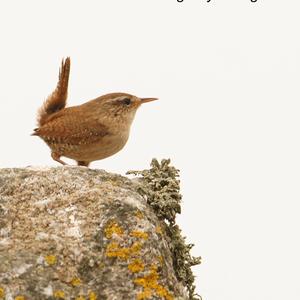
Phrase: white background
[{"left": 1, "top": 1, "right": 300, "bottom": 299}]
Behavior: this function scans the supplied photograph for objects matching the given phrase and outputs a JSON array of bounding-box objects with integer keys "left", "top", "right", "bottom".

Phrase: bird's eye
[{"left": 122, "top": 98, "right": 131, "bottom": 106}]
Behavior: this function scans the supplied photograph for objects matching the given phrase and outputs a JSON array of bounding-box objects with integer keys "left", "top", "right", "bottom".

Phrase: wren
[{"left": 32, "top": 58, "right": 157, "bottom": 167}]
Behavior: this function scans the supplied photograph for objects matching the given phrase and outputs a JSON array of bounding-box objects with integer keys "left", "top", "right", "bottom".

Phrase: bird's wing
[{"left": 33, "top": 108, "right": 110, "bottom": 145}]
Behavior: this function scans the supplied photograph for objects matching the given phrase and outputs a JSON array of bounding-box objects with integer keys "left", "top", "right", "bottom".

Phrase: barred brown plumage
[{"left": 32, "top": 58, "right": 157, "bottom": 167}]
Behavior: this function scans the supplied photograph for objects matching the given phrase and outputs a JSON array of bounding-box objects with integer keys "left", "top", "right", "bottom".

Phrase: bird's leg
[
  {"left": 51, "top": 152, "right": 68, "bottom": 165},
  {"left": 77, "top": 161, "right": 90, "bottom": 167}
]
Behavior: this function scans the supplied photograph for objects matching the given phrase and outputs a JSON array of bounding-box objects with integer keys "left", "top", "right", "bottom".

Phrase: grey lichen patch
[
  {"left": 127, "top": 159, "right": 181, "bottom": 225},
  {"left": 127, "top": 159, "right": 201, "bottom": 300}
]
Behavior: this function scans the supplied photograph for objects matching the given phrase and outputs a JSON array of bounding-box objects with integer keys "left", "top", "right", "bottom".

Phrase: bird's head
[{"left": 93, "top": 92, "right": 158, "bottom": 125}]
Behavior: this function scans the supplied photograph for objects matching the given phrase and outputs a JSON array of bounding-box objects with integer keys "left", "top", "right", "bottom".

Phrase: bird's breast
[{"left": 61, "top": 129, "right": 130, "bottom": 162}]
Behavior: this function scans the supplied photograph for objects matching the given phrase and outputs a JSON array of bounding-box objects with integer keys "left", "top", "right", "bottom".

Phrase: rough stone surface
[{"left": 0, "top": 166, "right": 188, "bottom": 300}]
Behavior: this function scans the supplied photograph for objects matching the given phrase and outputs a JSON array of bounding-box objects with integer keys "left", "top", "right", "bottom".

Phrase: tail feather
[
  {"left": 37, "top": 57, "right": 71, "bottom": 126},
  {"left": 31, "top": 128, "right": 39, "bottom": 136}
]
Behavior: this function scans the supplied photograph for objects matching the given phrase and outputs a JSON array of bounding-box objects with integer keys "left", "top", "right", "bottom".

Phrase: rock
[{"left": 0, "top": 165, "right": 190, "bottom": 300}]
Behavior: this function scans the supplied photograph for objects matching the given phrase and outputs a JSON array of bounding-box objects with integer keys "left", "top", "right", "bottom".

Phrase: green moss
[{"left": 127, "top": 159, "right": 201, "bottom": 300}]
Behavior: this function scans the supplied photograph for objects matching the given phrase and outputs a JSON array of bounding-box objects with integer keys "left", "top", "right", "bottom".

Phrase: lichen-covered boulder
[{"left": 0, "top": 164, "right": 196, "bottom": 300}]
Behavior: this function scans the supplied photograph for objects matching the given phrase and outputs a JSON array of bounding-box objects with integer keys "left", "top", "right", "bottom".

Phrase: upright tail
[{"left": 37, "top": 57, "right": 71, "bottom": 126}]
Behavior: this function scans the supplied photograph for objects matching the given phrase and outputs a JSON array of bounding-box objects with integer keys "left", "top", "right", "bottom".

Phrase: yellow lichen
[
  {"left": 136, "top": 287, "right": 152, "bottom": 300},
  {"left": 131, "top": 242, "right": 142, "bottom": 253},
  {"left": 15, "top": 296, "right": 25, "bottom": 300},
  {"left": 53, "top": 290, "right": 65, "bottom": 299},
  {"left": 158, "top": 255, "right": 164, "bottom": 265},
  {"left": 104, "top": 221, "right": 124, "bottom": 238},
  {"left": 128, "top": 258, "right": 145, "bottom": 273},
  {"left": 75, "top": 296, "right": 85, "bottom": 300},
  {"left": 130, "top": 230, "right": 149, "bottom": 240},
  {"left": 106, "top": 242, "right": 141, "bottom": 260},
  {"left": 106, "top": 242, "right": 129, "bottom": 259},
  {"left": 135, "top": 210, "right": 144, "bottom": 219},
  {"left": 0, "top": 287, "right": 4, "bottom": 298},
  {"left": 71, "top": 277, "right": 81, "bottom": 287},
  {"left": 89, "top": 291, "right": 97, "bottom": 300},
  {"left": 155, "top": 226, "right": 163, "bottom": 235},
  {"left": 45, "top": 254, "right": 57, "bottom": 265},
  {"left": 134, "top": 265, "right": 173, "bottom": 300},
  {"left": 155, "top": 284, "right": 174, "bottom": 300}
]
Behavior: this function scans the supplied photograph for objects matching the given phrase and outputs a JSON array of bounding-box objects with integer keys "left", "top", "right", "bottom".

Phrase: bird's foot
[
  {"left": 51, "top": 152, "right": 68, "bottom": 166},
  {"left": 77, "top": 161, "right": 90, "bottom": 167}
]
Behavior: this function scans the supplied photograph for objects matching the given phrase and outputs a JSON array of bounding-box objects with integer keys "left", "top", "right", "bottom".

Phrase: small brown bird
[{"left": 32, "top": 58, "right": 157, "bottom": 167}]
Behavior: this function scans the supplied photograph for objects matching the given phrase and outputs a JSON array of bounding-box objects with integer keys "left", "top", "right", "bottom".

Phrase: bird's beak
[{"left": 140, "top": 98, "right": 158, "bottom": 104}]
